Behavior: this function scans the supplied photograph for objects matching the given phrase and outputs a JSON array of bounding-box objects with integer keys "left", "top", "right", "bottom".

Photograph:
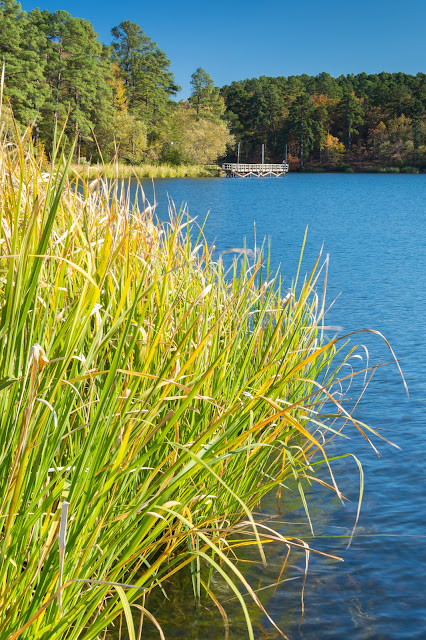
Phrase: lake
[{"left": 127, "top": 174, "right": 426, "bottom": 640}]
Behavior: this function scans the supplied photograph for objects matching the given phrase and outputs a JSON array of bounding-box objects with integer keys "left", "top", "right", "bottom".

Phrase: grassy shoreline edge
[
  {"left": 72, "top": 163, "right": 424, "bottom": 180},
  {"left": 71, "top": 162, "right": 221, "bottom": 179},
  {"left": 0, "top": 124, "right": 403, "bottom": 639}
]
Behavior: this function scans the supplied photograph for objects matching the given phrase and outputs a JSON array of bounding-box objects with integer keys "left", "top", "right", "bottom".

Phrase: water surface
[{"left": 128, "top": 174, "right": 426, "bottom": 640}]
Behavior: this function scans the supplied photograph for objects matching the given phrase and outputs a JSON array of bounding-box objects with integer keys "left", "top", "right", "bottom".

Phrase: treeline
[
  {"left": 2, "top": 0, "right": 426, "bottom": 171},
  {"left": 222, "top": 72, "right": 426, "bottom": 171},
  {"left": 0, "top": 0, "right": 233, "bottom": 164}
]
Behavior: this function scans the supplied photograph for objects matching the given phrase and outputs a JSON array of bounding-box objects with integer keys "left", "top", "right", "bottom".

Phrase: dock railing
[{"left": 222, "top": 163, "right": 289, "bottom": 176}]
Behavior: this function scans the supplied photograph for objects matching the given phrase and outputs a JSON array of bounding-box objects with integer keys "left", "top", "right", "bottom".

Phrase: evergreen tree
[
  {"left": 0, "top": 0, "right": 47, "bottom": 125},
  {"left": 311, "top": 72, "right": 342, "bottom": 100},
  {"left": 335, "top": 90, "right": 364, "bottom": 153},
  {"left": 111, "top": 20, "right": 179, "bottom": 136},
  {"left": 189, "top": 67, "right": 224, "bottom": 118},
  {"left": 190, "top": 67, "right": 213, "bottom": 117},
  {"left": 287, "top": 93, "right": 317, "bottom": 167},
  {"left": 38, "top": 10, "right": 114, "bottom": 156},
  {"left": 311, "top": 94, "right": 332, "bottom": 163}
]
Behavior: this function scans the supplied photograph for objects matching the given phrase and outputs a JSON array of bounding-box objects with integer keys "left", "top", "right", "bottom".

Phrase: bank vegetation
[{"left": 0, "top": 114, "right": 402, "bottom": 639}]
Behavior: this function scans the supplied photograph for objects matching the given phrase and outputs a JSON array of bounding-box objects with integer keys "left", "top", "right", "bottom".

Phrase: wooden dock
[{"left": 222, "top": 162, "right": 289, "bottom": 177}]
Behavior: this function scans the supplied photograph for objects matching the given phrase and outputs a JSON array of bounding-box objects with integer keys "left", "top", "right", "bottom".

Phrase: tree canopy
[{"left": 222, "top": 72, "right": 426, "bottom": 170}]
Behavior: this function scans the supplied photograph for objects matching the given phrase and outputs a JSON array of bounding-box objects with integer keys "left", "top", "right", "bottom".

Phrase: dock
[{"left": 222, "top": 163, "right": 289, "bottom": 177}]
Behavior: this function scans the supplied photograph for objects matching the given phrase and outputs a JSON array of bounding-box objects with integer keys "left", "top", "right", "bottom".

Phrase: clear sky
[{"left": 21, "top": 0, "right": 426, "bottom": 99}]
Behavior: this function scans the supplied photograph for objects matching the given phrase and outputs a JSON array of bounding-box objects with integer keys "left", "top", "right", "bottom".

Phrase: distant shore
[
  {"left": 71, "top": 163, "right": 424, "bottom": 180},
  {"left": 296, "top": 165, "right": 423, "bottom": 174}
]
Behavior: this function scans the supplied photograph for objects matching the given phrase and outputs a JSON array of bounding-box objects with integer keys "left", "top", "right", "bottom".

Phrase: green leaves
[
  {"left": 0, "top": 376, "right": 18, "bottom": 390},
  {"left": 114, "top": 586, "right": 136, "bottom": 640},
  {"left": 0, "top": 125, "right": 378, "bottom": 639}
]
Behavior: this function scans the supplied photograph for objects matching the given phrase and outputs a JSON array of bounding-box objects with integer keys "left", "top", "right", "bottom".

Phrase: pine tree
[
  {"left": 38, "top": 10, "right": 114, "bottom": 157},
  {"left": 336, "top": 90, "right": 364, "bottom": 153},
  {"left": 287, "top": 93, "right": 317, "bottom": 167},
  {"left": 190, "top": 68, "right": 215, "bottom": 117},
  {"left": 0, "top": 0, "right": 47, "bottom": 126},
  {"left": 111, "top": 20, "right": 179, "bottom": 137}
]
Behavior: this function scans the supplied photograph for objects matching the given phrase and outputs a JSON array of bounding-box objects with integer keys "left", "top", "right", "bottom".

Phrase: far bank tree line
[
  {"left": 1, "top": 0, "right": 425, "bottom": 170},
  {"left": 223, "top": 73, "right": 426, "bottom": 171}
]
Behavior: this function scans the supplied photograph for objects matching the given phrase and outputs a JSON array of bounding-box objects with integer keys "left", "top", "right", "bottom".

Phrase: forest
[
  {"left": 1, "top": 0, "right": 425, "bottom": 171},
  {"left": 223, "top": 72, "right": 426, "bottom": 171}
]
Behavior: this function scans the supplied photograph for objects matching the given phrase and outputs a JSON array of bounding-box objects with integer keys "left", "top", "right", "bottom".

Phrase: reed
[
  {"left": 0, "top": 121, "right": 400, "bottom": 640},
  {"left": 71, "top": 162, "right": 218, "bottom": 180}
]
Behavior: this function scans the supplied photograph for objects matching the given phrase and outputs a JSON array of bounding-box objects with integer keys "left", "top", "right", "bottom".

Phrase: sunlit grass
[
  {"left": 0, "top": 117, "right": 403, "bottom": 640},
  {"left": 71, "top": 162, "right": 219, "bottom": 179}
]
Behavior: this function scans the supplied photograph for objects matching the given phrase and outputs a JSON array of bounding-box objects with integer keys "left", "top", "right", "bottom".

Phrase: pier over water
[{"left": 222, "top": 162, "right": 289, "bottom": 177}]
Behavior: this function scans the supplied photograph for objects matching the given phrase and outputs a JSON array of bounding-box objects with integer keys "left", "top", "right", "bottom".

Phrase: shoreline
[
  {"left": 71, "top": 163, "right": 220, "bottom": 179},
  {"left": 71, "top": 163, "right": 424, "bottom": 179},
  {"left": 296, "top": 166, "right": 424, "bottom": 174}
]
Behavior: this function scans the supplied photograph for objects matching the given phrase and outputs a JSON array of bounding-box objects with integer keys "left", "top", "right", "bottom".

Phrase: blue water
[{"left": 131, "top": 175, "right": 426, "bottom": 640}]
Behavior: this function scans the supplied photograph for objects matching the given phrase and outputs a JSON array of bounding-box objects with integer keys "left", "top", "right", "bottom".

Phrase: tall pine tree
[
  {"left": 38, "top": 10, "right": 114, "bottom": 157},
  {"left": 111, "top": 21, "right": 179, "bottom": 139},
  {"left": 0, "top": 0, "right": 47, "bottom": 126}
]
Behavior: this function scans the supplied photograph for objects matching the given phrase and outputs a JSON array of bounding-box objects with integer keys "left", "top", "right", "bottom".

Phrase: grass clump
[
  {"left": 0, "top": 122, "right": 400, "bottom": 639},
  {"left": 400, "top": 166, "right": 420, "bottom": 174},
  {"left": 71, "top": 162, "right": 219, "bottom": 180}
]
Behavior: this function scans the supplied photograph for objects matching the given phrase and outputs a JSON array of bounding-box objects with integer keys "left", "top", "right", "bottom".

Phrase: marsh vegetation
[{"left": 0, "top": 118, "right": 402, "bottom": 639}]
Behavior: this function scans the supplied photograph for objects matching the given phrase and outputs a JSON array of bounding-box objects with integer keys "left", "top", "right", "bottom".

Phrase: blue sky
[{"left": 21, "top": 0, "right": 426, "bottom": 99}]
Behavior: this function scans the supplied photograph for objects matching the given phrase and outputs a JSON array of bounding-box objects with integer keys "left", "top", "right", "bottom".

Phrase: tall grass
[
  {"left": 0, "top": 122, "right": 401, "bottom": 640},
  {"left": 71, "top": 162, "right": 218, "bottom": 180}
]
